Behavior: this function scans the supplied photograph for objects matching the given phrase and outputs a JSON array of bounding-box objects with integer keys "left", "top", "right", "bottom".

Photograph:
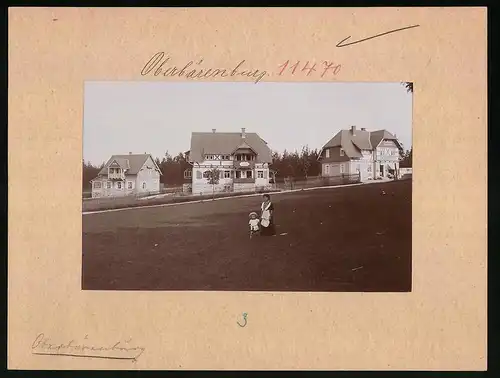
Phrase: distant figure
[
  {"left": 248, "top": 212, "right": 260, "bottom": 239},
  {"left": 260, "top": 194, "right": 276, "bottom": 236}
]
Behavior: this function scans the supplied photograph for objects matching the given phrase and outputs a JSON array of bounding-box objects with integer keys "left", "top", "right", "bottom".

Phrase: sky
[{"left": 83, "top": 82, "right": 413, "bottom": 165}]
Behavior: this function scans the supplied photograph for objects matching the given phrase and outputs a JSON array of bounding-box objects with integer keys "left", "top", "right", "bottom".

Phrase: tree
[
  {"left": 402, "top": 82, "right": 413, "bottom": 93},
  {"left": 300, "top": 145, "right": 312, "bottom": 178},
  {"left": 399, "top": 148, "right": 412, "bottom": 168},
  {"left": 206, "top": 167, "right": 220, "bottom": 198}
]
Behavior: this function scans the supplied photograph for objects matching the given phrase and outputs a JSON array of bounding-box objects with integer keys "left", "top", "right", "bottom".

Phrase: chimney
[
  {"left": 129, "top": 152, "right": 132, "bottom": 155},
  {"left": 351, "top": 125, "right": 356, "bottom": 135},
  {"left": 212, "top": 128, "right": 216, "bottom": 133},
  {"left": 361, "top": 127, "right": 366, "bottom": 131},
  {"left": 241, "top": 127, "right": 246, "bottom": 138}
]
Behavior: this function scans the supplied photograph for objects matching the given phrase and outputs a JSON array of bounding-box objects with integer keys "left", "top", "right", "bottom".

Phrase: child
[{"left": 248, "top": 212, "right": 260, "bottom": 239}]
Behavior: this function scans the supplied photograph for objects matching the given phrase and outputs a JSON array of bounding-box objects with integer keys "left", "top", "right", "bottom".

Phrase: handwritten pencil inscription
[{"left": 31, "top": 333, "right": 146, "bottom": 361}]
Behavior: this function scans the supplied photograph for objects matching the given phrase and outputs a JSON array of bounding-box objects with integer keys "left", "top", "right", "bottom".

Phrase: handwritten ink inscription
[
  {"left": 277, "top": 60, "right": 341, "bottom": 78},
  {"left": 31, "top": 333, "right": 145, "bottom": 361},
  {"left": 336, "top": 24, "right": 420, "bottom": 48},
  {"left": 141, "top": 52, "right": 268, "bottom": 84}
]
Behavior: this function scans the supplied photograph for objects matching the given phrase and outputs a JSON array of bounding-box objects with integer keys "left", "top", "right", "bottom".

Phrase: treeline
[
  {"left": 399, "top": 148, "right": 412, "bottom": 168},
  {"left": 271, "top": 146, "right": 321, "bottom": 180},
  {"left": 82, "top": 146, "right": 413, "bottom": 190},
  {"left": 82, "top": 160, "right": 104, "bottom": 191},
  {"left": 154, "top": 152, "right": 191, "bottom": 186}
]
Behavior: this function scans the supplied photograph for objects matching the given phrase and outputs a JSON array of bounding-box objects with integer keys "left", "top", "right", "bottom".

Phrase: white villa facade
[
  {"left": 90, "top": 153, "right": 162, "bottom": 198},
  {"left": 319, "top": 126, "right": 404, "bottom": 182},
  {"left": 186, "top": 128, "right": 273, "bottom": 195}
]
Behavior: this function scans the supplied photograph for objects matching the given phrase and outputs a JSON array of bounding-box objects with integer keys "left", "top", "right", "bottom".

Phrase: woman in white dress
[{"left": 260, "top": 194, "right": 276, "bottom": 236}]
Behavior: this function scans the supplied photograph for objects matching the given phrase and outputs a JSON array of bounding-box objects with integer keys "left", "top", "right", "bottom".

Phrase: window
[
  {"left": 246, "top": 171, "right": 252, "bottom": 178},
  {"left": 142, "top": 182, "right": 146, "bottom": 189},
  {"left": 356, "top": 164, "right": 360, "bottom": 172},
  {"left": 257, "top": 170, "right": 264, "bottom": 178},
  {"left": 184, "top": 169, "right": 192, "bottom": 179},
  {"left": 128, "top": 181, "right": 133, "bottom": 189},
  {"left": 325, "top": 149, "right": 330, "bottom": 158},
  {"left": 106, "top": 182, "right": 111, "bottom": 189},
  {"left": 340, "top": 149, "right": 345, "bottom": 156},
  {"left": 340, "top": 164, "right": 344, "bottom": 173},
  {"left": 224, "top": 171, "right": 231, "bottom": 178},
  {"left": 196, "top": 171, "right": 202, "bottom": 179},
  {"left": 367, "top": 165, "right": 372, "bottom": 173},
  {"left": 202, "top": 171, "right": 210, "bottom": 178},
  {"left": 117, "top": 182, "right": 122, "bottom": 189},
  {"left": 93, "top": 181, "right": 101, "bottom": 189},
  {"left": 325, "top": 165, "right": 329, "bottom": 174},
  {"left": 236, "top": 171, "right": 242, "bottom": 179}
]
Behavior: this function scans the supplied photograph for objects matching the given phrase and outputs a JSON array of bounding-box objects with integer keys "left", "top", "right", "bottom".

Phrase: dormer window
[{"left": 340, "top": 149, "right": 345, "bottom": 156}]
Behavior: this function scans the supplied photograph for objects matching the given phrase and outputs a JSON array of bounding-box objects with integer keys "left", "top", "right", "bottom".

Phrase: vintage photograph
[{"left": 82, "top": 81, "right": 413, "bottom": 292}]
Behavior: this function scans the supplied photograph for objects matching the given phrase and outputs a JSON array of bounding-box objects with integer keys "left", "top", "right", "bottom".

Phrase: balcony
[
  {"left": 234, "top": 177, "right": 255, "bottom": 184},
  {"left": 108, "top": 172, "right": 125, "bottom": 180},
  {"left": 233, "top": 160, "right": 255, "bottom": 169}
]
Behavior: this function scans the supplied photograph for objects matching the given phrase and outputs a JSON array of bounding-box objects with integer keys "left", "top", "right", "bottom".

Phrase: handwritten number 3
[{"left": 237, "top": 313, "right": 248, "bottom": 327}]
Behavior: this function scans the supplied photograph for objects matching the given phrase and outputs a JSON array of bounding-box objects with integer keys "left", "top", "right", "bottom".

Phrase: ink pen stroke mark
[{"left": 336, "top": 24, "right": 420, "bottom": 48}]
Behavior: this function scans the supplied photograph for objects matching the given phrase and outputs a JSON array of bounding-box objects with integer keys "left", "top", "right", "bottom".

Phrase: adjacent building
[
  {"left": 186, "top": 128, "right": 273, "bottom": 195},
  {"left": 90, "top": 153, "right": 162, "bottom": 198},
  {"left": 318, "top": 126, "right": 404, "bottom": 182}
]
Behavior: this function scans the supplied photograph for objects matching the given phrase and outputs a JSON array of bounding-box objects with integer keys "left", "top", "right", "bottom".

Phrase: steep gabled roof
[
  {"left": 370, "top": 130, "right": 402, "bottom": 149},
  {"left": 232, "top": 141, "right": 257, "bottom": 154},
  {"left": 97, "top": 154, "right": 160, "bottom": 176},
  {"left": 321, "top": 127, "right": 403, "bottom": 159},
  {"left": 322, "top": 129, "right": 372, "bottom": 158},
  {"left": 189, "top": 132, "right": 272, "bottom": 163},
  {"left": 108, "top": 158, "right": 130, "bottom": 170}
]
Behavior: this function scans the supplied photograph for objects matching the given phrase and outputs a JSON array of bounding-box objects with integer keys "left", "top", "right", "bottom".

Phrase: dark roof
[
  {"left": 321, "top": 128, "right": 403, "bottom": 159},
  {"left": 97, "top": 154, "right": 157, "bottom": 176},
  {"left": 189, "top": 132, "right": 272, "bottom": 163},
  {"left": 370, "top": 130, "right": 401, "bottom": 149}
]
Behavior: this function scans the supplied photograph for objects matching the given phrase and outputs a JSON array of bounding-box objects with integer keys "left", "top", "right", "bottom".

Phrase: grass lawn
[{"left": 82, "top": 180, "right": 411, "bottom": 292}]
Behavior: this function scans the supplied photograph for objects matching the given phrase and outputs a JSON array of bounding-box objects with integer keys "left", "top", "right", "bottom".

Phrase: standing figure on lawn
[
  {"left": 260, "top": 194, "right": 276, "bottom": 236},
  {"left": 248, "top": 212, "right": 260, "bottom": 239}
]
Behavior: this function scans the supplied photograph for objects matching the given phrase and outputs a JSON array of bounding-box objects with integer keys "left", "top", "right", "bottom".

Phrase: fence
[
  {"left": 82, "top": 174, "right": 362, "bottom": 212},
  {"left": 273, "top": 174, "right": 361, "bottom": 190}
]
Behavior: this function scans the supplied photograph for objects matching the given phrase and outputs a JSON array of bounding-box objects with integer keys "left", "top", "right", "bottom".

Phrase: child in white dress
[{"left": 248, "top": 212, "right": 260, "bottom": 238}]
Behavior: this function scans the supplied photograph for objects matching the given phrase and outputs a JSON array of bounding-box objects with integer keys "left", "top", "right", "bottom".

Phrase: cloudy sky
[{"left": 83, "top": 81, "right": 413, "bottom": 165}]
